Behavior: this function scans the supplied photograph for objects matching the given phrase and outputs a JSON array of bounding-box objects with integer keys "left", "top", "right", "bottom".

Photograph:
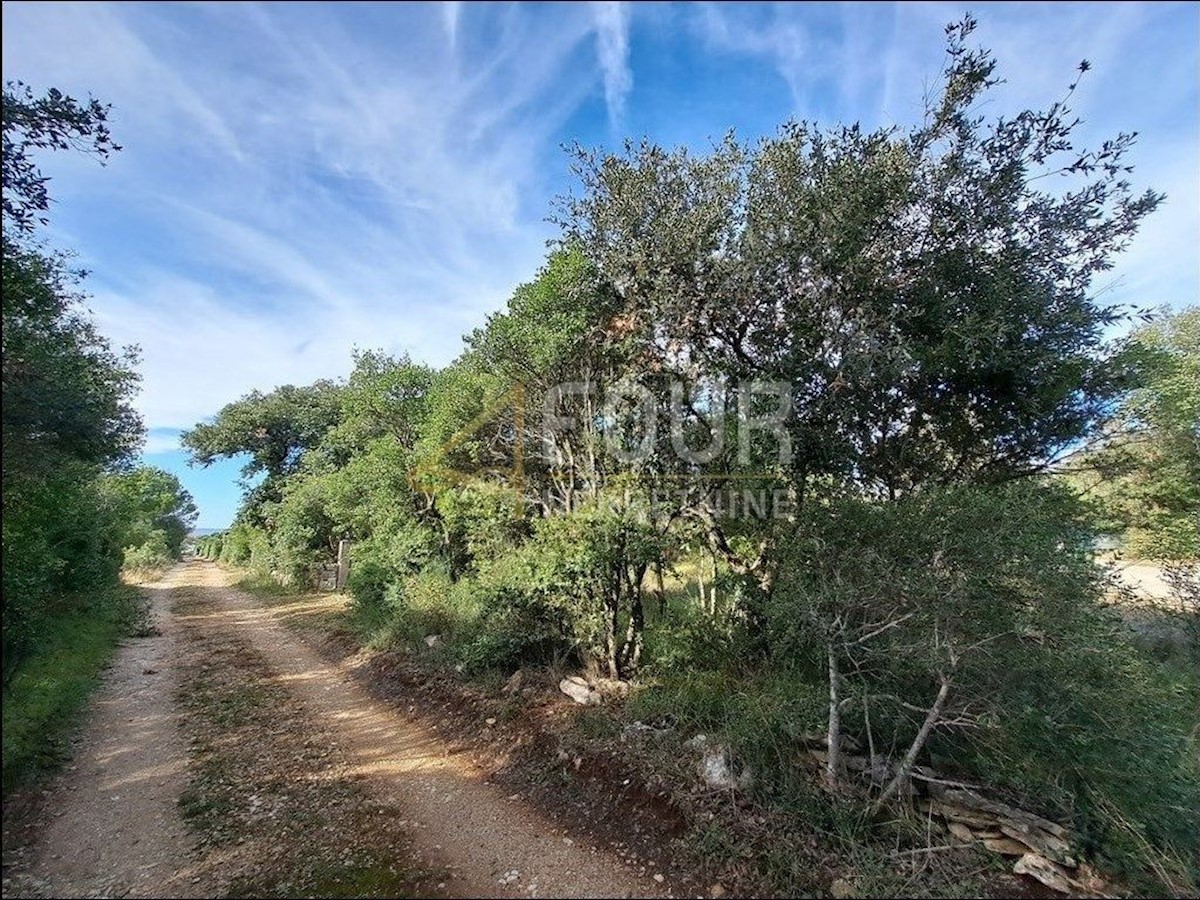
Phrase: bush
[
  {"left": 639, "top": 593, "right": 743, "bottom": 677},
  {"left": 218, "top": 524, "right": 253, "bottom": 566},
  {"left": 769, "top": 482, "right": 1200, "bottom": 886},
  {"left": 368, "top": 567, "right": 485, "bottom": 657},
  {"left": 457, "top": 567, "right": 571, "bottom": 674},
  {"left": 2, "top": 469, "right": 124, "bottom": 679},
  {"left": 352, "top": 549, "right": 580, "bottom": 675},
  {"left": 122, "top": 530, "right": 173, "bottom": 575},
  {"left": 437, "top": 483, "right": 528, "bottom": 575},
  {"left": 347, "top": 557, "right": 393, "bottom": 617},
  {"left": 218, "top": 523, "right": 273, "bottom": 575}
]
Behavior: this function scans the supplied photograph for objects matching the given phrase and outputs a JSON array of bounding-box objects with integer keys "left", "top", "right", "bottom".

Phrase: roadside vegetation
[
  {"left": 1067, "top": 306, "right": 1200, "bottom": 560},
  {"left": 1, "top": 583, "right": 145, "bottom": 795},
  {"left": 1, "top": 81, "right": 196, "bottom": 791},
  {"left": 192, "top": 19, "right": 1198, "bottom": 897}
]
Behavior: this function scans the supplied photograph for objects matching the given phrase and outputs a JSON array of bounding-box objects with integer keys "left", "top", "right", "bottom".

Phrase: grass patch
[
  {"left": 2, "top": 584, "right": 145, "bottom": 795},
  {"left": 228, "top": 855, "right": 418, "bottom": 900}
]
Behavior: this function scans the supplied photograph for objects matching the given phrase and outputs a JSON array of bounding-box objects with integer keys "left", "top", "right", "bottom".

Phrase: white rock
[
  {"left": 559, "top": 676, "right": 599, "bottom": 705},
  {"left": 698, "top": 745, "right": 752, "bottom": 791},
  {"left": 424, "top": 634, "right": 442, "bottom": 648}
]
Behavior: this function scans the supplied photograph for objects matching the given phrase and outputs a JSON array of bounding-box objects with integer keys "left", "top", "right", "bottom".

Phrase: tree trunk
[
  {"left": 873, "top": 675, "right": 952, "bottom": 811},
  {"left": 627, "top": 581, "right": 645, "bottom": 673},
  {"left": 655, "top": 559, "right": 667, "bottom": 618},
  {"left": 603, "top": 587, "right": 619, "bottom": 681},
  {"left": 617, "top": 564, "right": 647, "bottom": 677},
  {"left": 825, "top": 647, "right": 843, "bottom": 788}
]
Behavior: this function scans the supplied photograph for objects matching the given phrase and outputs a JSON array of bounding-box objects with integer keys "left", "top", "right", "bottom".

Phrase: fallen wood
[
  {"left": 1013, "top": 852, "right": 1087, "bottom": 895},
  {"left": 946, "top": 821, "right": 974, "bottom": 842},
  {"left": 925, "top": 799, "right": 1001, "bottom": 831},
  {"left": 802, "top": 739, "right": 1090, "bottom": 890},
  {"left": 983, "top": 836, "right": 1032, "bottom": 856},
  {"left": 928, "top": 787, "right": 1069, "bottom": 839},
  {"left": 999, "top": 821, "right": 1077, "bottom": 868}
]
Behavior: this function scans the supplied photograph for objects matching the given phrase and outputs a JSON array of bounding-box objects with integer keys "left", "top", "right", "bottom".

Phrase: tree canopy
[
  {"left": 559, "top": 18, "right": 1159, "bottom": 498},
  {"left": 1, "top": 81, "right": 161, "bottom": 679},
  {"left": 1071, "top": 306, "right": 1200, "bottom": 558},
  {"left": 2, "top": 80, "right": 119, "bottom": 235}
]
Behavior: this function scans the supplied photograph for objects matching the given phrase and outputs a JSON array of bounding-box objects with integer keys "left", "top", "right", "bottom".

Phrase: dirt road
[
  {"left": 2, "top": 565, "right": 213, "bottom": 898},
  {"left": 5, "top": 561, "right": 671, "bottom": 899}
]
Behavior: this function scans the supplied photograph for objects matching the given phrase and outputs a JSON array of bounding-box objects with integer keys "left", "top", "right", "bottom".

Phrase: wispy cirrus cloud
[
  {"left": 2, "top": 1, "right": 632, "bottom": 440},
  {"left": 441, "top": 1, "right": 462, "bottom": 50},
  {"left": 691, "top": 1, "right": 1198, "bottom": 314},
  {"left": 592, "top": 1, "right": 633, "bottom": 129}
]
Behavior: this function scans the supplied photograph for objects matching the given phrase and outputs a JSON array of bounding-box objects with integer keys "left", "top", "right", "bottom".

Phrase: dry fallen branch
[{"left": 800, "top": 734, "right": 1107, "bottom": 895}]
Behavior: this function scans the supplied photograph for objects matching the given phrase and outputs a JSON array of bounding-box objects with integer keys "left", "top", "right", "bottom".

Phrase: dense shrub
[
  {"left": 769, "top": 482, "right": 1200, "bottom": 882},
  {"left": 437, "top": 482, "right": 528, "bottom": 575},
  {"left": 2, "top": 470, "right": 124, "bottom": 677},
  {"left": 122, "top": 530, "right": 174, "bottom": 575}
]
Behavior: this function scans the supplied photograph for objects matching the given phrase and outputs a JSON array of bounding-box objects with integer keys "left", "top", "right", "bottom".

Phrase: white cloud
[
  {"left": 143, "top": 428, "right": 183, "bottom": 454},
  {"left": 695, "top": 3, "right": 810, "bottom": 112},
  {"left": 592, "top": 1, "right": 633, "bottom": 128},
  {"left": 442, "top": 1, "right": 462, "bottom": 50},
  {"left": 0, "top": 1, "right": 243, "bottom": 162},
  {"left": 2, "top": 1, "right": 610, "bottom": 430}
]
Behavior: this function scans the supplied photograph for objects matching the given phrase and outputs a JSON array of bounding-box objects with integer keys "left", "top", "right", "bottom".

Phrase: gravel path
[
  {"left": 3, "top": 565, "right": 214, "bottom": 898},
  {"left": 5, "top": 560, "right": 670, "bottom": 899}
]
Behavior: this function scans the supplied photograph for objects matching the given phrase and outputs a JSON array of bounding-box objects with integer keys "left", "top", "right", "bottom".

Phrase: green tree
[
  {"left": 560, "top": 17, "right": 1159, "bottom": 500},
  {"left": 2, "top": 241, "right": 141, "bottom": 487},
  {"left": 1072, "top": 306, "right": 1200, "bottom": 558},
  {"left": 329, "top": 350, "right": 433, "bottom": 455},
  {"left": 100, "top": 466, "right": 199, "bottom": 561},
  {"left": 2, "top": 80, "right": 141, "bottom": 678},
  {"left": 3, "top": 80, "right": 118, "bottom": 234},
  {"left": 181, "top": 381, "right": 342, "bottom": 523}
]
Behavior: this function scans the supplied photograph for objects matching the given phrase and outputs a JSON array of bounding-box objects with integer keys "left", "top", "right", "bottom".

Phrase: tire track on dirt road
[
  {"left": 5, "top": 560, "right": 674, "bottom": 898},
  {"left": 184, "top": 559, "right": 671, "bottom": 899}
]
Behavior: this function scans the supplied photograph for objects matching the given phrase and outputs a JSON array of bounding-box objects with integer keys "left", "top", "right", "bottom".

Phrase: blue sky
[{"left": 3, "top": 2, "right": 1197, "bottom": 528}]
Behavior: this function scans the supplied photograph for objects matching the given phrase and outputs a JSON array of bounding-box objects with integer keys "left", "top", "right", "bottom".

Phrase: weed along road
[{"left": 3, "top": 560, "right": 673, "bottom": 899}]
